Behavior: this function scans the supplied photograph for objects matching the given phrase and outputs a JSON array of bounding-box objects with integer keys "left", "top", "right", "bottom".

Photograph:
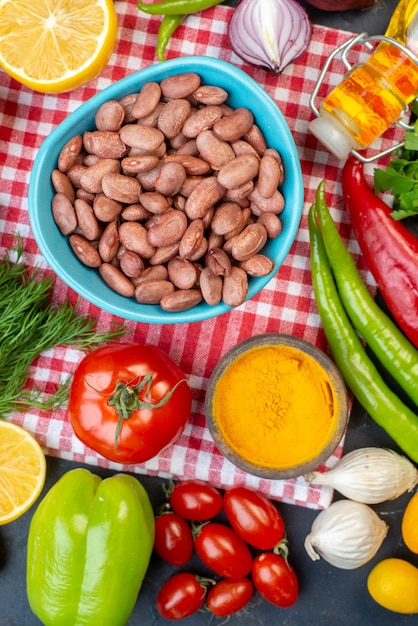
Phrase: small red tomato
[
  {"left": 206, "top": 578, "right": 253, "bottom": 617},
  {"left": 223, "top": 486, "right": 286, "bottom": 550},
  {"left": 194, "top": 522, "right": 253, "bottom": 578},
  {"left": 170, "top": 480, "right": 223, "bottom": 521},
  {"left": 252, "top": 552, "right": 298, "bottom": 608},
  {"left": 156, "top": 572, "right": 207, "bottom": 620},
  {"left": 154, "top": 512, "right": 194, "bottom": 566}
]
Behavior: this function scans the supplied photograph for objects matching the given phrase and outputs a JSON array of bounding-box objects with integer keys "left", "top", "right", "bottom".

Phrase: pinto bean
[
  {"left": 157, "top": 99, "right": 192, "bottom": 139},
  {"left": 58, "top": 135, "right": 83, "bottom": 172},
  {"left": 222, "top": 266, "right": 248, "bottom": 307},
  {"left": 95, "top": 100, "right": 125, "bottom": 132},
  {"left": 134, "top": 280, "right": 175, "bottom": 304},
  {"left": 160, "top": 289, "right": 203, "bottom": 312},
  {"left": 181, "top": 105, "right": 223, "bottom": 139},
  {"left": 119, "top": 221, "right": 156, "bottom": 259},
  {"left": 195, "top": 130, "right": 235, "bottom": 170},
  {"left": 213, "top": 108, "right": 254, "bottom": 142},
  {"left": 74, "top": 198, "right": 101, "bottom": 241},
  {"left": 98, "top": 220, "right": 120, "bottom": 263},
  {"left": 217, "top": 154, "right": 260, "bottom": 190},
  {"left": 99, "top": 263, "right": 135, "bottom": 297},
  {"left": 147, "top": 209, "right": 188, "bottom": 247},
  {"left": 83, "top": 131, "right": 128, "bottom": 159},
  {"left": 231, "top": 223, "right": 268, "bottom": 262},
  {"left": 160, "top": 72, "right": 201, "bottom": 99},
  {"left": 257, "top": 154, "right": 283, "bottom": 198},
  {"left": 69, "top": 234, "right": 102, "bottom": 268},
  {"left": 192, "top": 85, "right": 229, "bottom": 106},
  {"left": 131, "top": 82, "right": 162, "bottom": 119},
  {"left": 199, "top": 267, "right": 223, "bottom": 306},
  {"left": 52, "top": 193, "right": 77, "bottom": 235},
  {"left": 52, "top": 169, "right": 76, "bottom": 202}
]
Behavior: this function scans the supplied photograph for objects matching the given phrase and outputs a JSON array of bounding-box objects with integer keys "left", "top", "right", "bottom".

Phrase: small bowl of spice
[{"left": 205, "top": 333, "right": 349, "bottom": 479}]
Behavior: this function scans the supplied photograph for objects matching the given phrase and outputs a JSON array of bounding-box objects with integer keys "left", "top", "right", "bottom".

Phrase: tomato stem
[
  {"left": 273, "top": 537, "right": 290, "bottom": 561},
  {"left": 108, "top": 375, "right": 188, "bottom": 451}
]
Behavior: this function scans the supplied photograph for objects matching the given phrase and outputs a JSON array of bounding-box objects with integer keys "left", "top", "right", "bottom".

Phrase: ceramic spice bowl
[{"left": 205, "top": 333, "right": 349, "bottom": 479}]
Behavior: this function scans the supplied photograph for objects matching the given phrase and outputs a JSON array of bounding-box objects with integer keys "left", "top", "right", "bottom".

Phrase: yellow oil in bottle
[
  {"left": 309, "top": 0, "right": 418, "bottom": 159},
  {"left": 322, "top": 42, "right": 418, "bottom": 147}
]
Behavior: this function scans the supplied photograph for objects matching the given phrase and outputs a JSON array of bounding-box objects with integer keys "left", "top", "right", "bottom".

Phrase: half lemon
[
  {"left": 0, "top": 0, "right": 118, "bottom": 93},
  {"left": 0, "top": 421, "right": 47, "bottom": 525}
]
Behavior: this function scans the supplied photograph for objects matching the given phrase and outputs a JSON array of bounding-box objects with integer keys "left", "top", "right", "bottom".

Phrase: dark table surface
[{"left": 2, "top": 1, "right": 418, "bottom": 624}]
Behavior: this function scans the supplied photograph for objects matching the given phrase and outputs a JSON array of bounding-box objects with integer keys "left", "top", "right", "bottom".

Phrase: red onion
[{"left": 228, "top": 0, "right": 312, "bottom": 74}]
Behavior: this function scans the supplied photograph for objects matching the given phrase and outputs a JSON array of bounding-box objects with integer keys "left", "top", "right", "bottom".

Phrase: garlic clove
[
  {"left": 304, "top": 499, "right": 388, "bottom": 570},
  {"left": 304, "top": 447, "right": 418, "bottom": 504}
]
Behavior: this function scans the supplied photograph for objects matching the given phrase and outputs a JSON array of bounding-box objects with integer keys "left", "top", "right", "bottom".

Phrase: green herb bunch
[
  {"left": 0, "top": 242, "right": 125, "bottom": 417},
  {"left": 374, "top": 108, "right": 418, "bottom": 221}
]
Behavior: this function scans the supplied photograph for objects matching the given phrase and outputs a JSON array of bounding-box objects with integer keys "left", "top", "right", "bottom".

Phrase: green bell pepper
[{"left": 26, "top": 468, "right": 155, "bottom": 626}]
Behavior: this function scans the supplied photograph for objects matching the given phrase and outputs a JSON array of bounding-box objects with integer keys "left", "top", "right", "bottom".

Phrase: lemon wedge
[{"left": 0, "top": 0, "right": 118, "bottom": 93}]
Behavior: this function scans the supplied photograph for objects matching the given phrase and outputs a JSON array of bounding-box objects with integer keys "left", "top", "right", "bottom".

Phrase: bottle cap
[{"left": 309, "top": 114, "right": 359, "bottom": 161}]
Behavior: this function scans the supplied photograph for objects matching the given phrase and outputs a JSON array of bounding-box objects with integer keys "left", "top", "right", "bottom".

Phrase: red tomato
[
  {"left": 68, "top": 343, "right": 192, "bottom": 464},
  {"left": 223, "top": 486, "right": 286, "bottom": 550},
  {"left": 156, "top": 572, "right": 207, "bottom": 620},
  {"left": 206, "top": 578, "right": 253, "bottom": 617},
  {"left": 252, "top": 552, "right": 299, "bottom": 608},
  {"left": 154, "top": 512, "right": 194, "bottom": 566},
  {"left": 194, "top": 522, "right": 253, "bottom": 578},
  {"left": 170, "top": 480, "right": 223, "bottom": 521}
]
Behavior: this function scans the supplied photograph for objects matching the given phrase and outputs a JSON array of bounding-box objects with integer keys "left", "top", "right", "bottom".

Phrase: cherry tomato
[
  {"left": 223, "top": 486, "right": 286, "bottom": 550},
  {"left": 194, "top": 522, "right": 253, "bottom": 578},
  {"left": 156, "top": 572, "right": 208, "bottom": 620},
  {"left": 206, "top": 578, "right": 253, "bottom": 617},
  {"left": 154, "top": 512, "right": 194, "bottom": 566},
  {"left": 170, "top": 480, "right": 223, "bottom": 521},
  {"left": 367, "top": 558, "right": 418, "bottom": 614},
  {"left": 68, "top": 343, "right": 192, "bottom": 464},
  {"left": 252, "top": 552, "right": 298, "bottom": 608}
]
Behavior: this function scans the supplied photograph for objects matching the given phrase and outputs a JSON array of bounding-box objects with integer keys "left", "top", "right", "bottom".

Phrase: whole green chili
[
  {"left": 156, "top": 14, "right": 185, "bottom": 61},
  {"left": 308, "top": 203, "right": 418, "bottom": 464},
  {"left": 137, "top": 0, "right": 225, "bottom": 16},
  {"left": 314, "top": 180, "right": 418, "bottom": 409}
]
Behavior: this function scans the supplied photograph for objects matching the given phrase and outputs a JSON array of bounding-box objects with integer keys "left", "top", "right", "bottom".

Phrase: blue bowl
[{"left": 29, "top": 56, "right": 303, "bottom": 324}]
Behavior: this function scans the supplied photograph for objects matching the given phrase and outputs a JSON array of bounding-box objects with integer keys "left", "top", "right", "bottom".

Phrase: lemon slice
[
  {"left": 0, "top": 0, "right": 118, "bottom": 93},
  {"left": 0, "top": 421, "right": 46, "bottom": 525}
]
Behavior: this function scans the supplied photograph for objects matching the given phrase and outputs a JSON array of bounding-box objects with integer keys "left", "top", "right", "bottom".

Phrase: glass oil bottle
[{"left": 309, "top": 0, "right": 418, "bottom": 160}]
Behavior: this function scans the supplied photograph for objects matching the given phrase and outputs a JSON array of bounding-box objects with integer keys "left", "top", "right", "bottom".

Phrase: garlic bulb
[
  {"left": 304, "top": 447, "right": 418, "bottom": 504},
  {"left": 304, "top": 500, "right": 388, "bottom": 570}
]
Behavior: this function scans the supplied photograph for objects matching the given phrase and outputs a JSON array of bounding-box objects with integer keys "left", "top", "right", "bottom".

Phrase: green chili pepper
[
  {"left": 156, "top": 14, "right": 185, "bottom": 61},
  {"left": 26, "top": 469, "right": 155, "bottom": 626},
  {"left": 137, "top": 0, "right": 225, "bottom": 16},
  {"left": 314, "top": 180, "right": 418, "bottom": 409},
  {"left": 308, "top": 203, "right": 418, "bottom": 464}
]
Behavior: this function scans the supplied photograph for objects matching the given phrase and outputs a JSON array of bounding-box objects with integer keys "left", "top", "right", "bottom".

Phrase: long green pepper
[
  {"left": 308, "top": 203, "right": 418, "bottom": 464},
  {"left": 137, "top": 0, "right": 225, "bottom": 15},
  {"left": 314, "top": 180, "right": 418, "bottom": 408},
  {"left": 156, "top": 14, "right": 185, "bottom": 61}
]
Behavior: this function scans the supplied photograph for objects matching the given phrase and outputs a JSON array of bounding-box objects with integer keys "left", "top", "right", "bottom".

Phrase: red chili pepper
[{"left": 341, "top": 155, "right": 418, "bottom": 349}]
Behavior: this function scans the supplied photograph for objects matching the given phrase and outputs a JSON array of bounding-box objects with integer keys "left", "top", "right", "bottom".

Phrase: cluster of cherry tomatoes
[{"left": 153, "top": 479, "right": 299, "bottom": 620}]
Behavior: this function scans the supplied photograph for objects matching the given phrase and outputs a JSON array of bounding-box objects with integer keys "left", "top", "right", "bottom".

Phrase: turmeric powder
[{"left": 212, "top": 344, "right": 341, "bottom": 470}]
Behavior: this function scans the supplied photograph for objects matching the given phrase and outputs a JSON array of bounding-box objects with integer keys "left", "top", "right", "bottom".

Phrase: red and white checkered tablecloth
[{"left": 0, "top": 2, "right": 403, "bottom": 509}]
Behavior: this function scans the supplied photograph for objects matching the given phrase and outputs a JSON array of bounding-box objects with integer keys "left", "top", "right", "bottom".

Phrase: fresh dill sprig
[{"left": 0, "top": 242, "right": 126, "bottom": 417}]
